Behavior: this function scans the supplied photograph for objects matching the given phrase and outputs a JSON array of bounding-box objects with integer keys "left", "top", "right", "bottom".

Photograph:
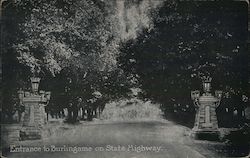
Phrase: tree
[
  {"left": 2, "top": 0, "right": 128, "bottom": 121},
  {"left": 119, "top": 1, "right": 249, "bottom": 125},
  {"left": 14, "top": 0, "right": 118, "bottom": 76}
]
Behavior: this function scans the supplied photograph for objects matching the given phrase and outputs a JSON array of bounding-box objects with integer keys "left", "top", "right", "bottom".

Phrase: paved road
[{"left": 7, "top": 120, "right": 217, "bottom": 158}]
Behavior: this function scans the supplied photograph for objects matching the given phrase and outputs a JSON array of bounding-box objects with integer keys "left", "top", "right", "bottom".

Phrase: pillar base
[
  {"left": 191, "top": 129, "right": 220, "bottom": 141},
  {"left": 20, "top": 127, "right": 42, "bottom": 140}
]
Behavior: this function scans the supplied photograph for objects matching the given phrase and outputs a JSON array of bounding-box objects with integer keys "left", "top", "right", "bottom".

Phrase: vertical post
[{"left": 205, "top": 106, "right": 210, "bottom": 124}]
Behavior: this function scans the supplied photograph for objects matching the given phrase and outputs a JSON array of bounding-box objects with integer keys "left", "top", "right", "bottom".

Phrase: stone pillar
[
  {"left": 191, "top": 77, "right": 222, "bottom": 140},
  {"left": 18, "top": 77, "right": 51, "bottom": 140}
]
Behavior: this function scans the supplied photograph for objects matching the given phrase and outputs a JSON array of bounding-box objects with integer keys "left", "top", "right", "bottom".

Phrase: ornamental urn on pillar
[
  {"left": 18, "top": 77, "right": 51, "bottom": 140},
  {"left": 191, "top": 77, "right": 222, "bottom": 140}
]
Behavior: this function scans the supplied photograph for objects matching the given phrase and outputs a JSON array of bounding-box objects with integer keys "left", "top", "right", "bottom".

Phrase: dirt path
[{"left": 7, "top": 120, "right": 221, "bottom": 158}]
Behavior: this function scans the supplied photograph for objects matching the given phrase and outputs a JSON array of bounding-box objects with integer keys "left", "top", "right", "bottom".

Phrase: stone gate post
[
  {"left": 18, "top": 77, "right": 51, "bottom": 140},
  {"left": 191, "top": 77, "right": 222, "bottom": 140}
]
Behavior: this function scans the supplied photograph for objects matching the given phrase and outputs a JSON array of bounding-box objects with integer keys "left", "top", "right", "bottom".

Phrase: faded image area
[{"left": 1, "top": 0, "right": 250, "bottom": 158}]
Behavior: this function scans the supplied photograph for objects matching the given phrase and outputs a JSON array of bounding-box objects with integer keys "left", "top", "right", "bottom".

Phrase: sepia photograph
[{"left": 1, "top": 0, "right": 250, "bottom": 157}]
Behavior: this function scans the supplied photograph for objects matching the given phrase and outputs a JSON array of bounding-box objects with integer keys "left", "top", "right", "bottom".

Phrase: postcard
[{"left": 1, "top": 0, "right": 249, "bottom": 157}]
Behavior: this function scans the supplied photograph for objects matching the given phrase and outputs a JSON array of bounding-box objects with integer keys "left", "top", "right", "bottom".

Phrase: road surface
[{"left": 6, "top": 120, "right": 220, "bottom": 158}]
